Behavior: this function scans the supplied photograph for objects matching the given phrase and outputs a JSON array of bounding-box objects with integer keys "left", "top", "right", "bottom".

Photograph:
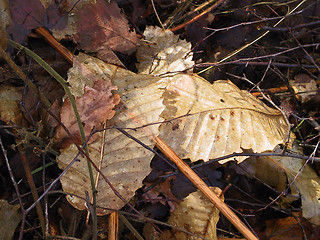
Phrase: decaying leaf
[
  {"left": 7, "top": 0, "right": 67, "bottom": 43},
  {"left": 0, "top": 200, "right": 21, "bottom": 240},
  {"left": 57, "top": 54, "right": 166, "bottom": 215},
  {"left": 262, "top": 215, "right": 314, "bottom": 240},
  {"left": 290, "top": 73, "right": 318, "bottom": 103},
  {"left": 136, "top": 26, "right": 194, "bottom": 75},
  {"left": 241, "top": 153, "right": 320, "bottom": 225},
  {"left": 162, "top": 187, "right": 223, "bottom": 240},
  {"left": 55, "top": 79, "right": 120, "bottom": 147},
  {"left": 75, "top": 0, "right": 139, "bottom": 65},
  {"left": 0, "top": 84, "right": 23, "bottom": 125},
  {"left": 0, "top": 0, "right": 9, "bottom": 50},
  {"left": 159, "top": 74, "right": 289, "bottom": 163}
]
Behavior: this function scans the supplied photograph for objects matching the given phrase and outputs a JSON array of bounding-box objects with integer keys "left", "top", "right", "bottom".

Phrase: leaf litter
[
  {"left": 2, "top": 1, "right": 320, "bottom": 238},
  {"left": 57, "top": 27, "right": 292, "bottom": 227}
]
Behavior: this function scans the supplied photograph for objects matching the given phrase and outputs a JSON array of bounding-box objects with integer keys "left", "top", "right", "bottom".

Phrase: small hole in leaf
[{"left": 220, "top": 99, "right": 225, "bottom": 103}]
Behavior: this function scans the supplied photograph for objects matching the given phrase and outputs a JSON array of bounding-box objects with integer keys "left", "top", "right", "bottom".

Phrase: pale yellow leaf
[
  {"left": 159, "top": 74, "right": 289, "bottom": 163},
  {"left": 136, "top": 26, "right": 193, "bottom": 75},
  {"left": 57, "top": 54, "right": 166, "bottom": 215},
  {"left": 165, "top": 187, "right": 223, "bottom": 240},
  {"left": 241, "top": 153, "right": 320, "bottom": 225}
]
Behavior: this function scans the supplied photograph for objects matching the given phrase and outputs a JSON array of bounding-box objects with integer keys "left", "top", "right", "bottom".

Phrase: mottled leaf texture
[
  {"left": 163, "top": 187, "right": 223, "bottom": 240},
  {"left": 136, "top": 26, "right": 193, "bottom": 75},
  {"left": 55, "top": 78, "right": 120, "bottom": 147},
  {"left": 75, "top": 0, "right": 139, "bottom": 65},
  {"left": 159, "top": 74, "right": 289, "bottom": 163},
  {"left": 57, "top": 54, "right": 165, "bottom": 215}
]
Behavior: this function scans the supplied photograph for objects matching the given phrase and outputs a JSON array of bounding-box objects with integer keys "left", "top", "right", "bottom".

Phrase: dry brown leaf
[
  {"left": 262, "top": 215, "right": 314, "bottom": 240},
  {"left": 159, "top": 74, "right": 289, "bottom": 163},
  {"left": 75, "top": 0, "right": 139, "bottom": 65},
  {"left": 290, "top": 73, "right": 318, "bottom": 104},
  {"left": 57, "top": 54, "right": 166, "bottom": 215},
  {"left": 55, "top": 78, "right": 120, "bottom": 147},
  {"left": 161, "top": 187, "right": 223, "bottom": 240},
  {"left": 0, "top": 200, "right": 21, "bottom": 240},
  {"left": 0, "top": 84, "right": 24, "bottom": 125}
]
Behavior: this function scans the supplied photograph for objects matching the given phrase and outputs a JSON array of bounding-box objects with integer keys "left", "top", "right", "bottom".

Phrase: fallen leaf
[
  {"left": 262, "top": 215, "right": 314, "bottom": 240},
  {"left": 136, "top": 26, "right": 193, "bottom": 75},
  {"left": 0, "top": 200, "right": 21, "bottom": 240},
  {"left": 7, "top": 0, "right": 67, "bottom": 43},
  {"left": 75, "top": 0, "right": 139, "bottom": 65},
  {"left": 57, "top": 27, "right": 292, "bottom": 214},
  {"left": 161, "top": 187, "right": 223, "bottom": 240},
  {"left": 57, "top": 54, "right": 166, "bottom": 215},
  {"left": 55, "top": 79, "right": 120, "bottom": 147},
  {"left": 0, "top": 0, "right": 9, "bottom": 50},
  {"left": 241, "top": 152, "right": 320, "bottom": 225},
  {"left": 159, "top": 74, "right": 289, "bottom": 163},
  {"left": 143, "top": 177, "right": 180, "bottom": 212},
  {"left": 290, "top": 73, "right": 318, "bottom": 104},
  {"left": 0, "top": 84, "right": 24, "bottom": 125}
]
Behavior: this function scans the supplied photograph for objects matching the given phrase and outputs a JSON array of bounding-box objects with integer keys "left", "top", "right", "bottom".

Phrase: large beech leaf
[
  {"left": 57, "top": 54, "right": 166, "bottom": 215},
  {"left": 159, "top": 74, "right": 289, "bottom": 163}
]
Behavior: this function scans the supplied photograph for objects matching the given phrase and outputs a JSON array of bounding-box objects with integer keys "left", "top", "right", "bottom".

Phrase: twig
[
  {"left": 0, "top": 137, "right": 26, "bottom": 240},
  {"left": 154, "top": 137, "right": 259, "bottom": 240},
  {"left": 19, "top": 148, "right": 46, "bottom": 237},
  {"left": 169, "top": 0, "right": 225, "bottom": 32},
  {"left": 108, "top": 211, "right": 119, "bottom": 240},
  {"left": 151, "top": 0, "right": 165, "bottom": 29},
  {"left": 259, "top": 140, "right": 320, "bottom": 212},
  {"left": 34, "top": 27, "right": 74, "bottom": 64},
  {"left": 197, "top": 0, "right": 309, "bottom": 74}
]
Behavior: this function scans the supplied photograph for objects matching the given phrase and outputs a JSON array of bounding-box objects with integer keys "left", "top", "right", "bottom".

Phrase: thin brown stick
[
  {"left": 35, "top": 27, "right": 74, "bottom": 64},
  {"left": 108, "top": 211, "right": 119, "bottom": 240},
  {"left": 154, "top": 137, "right": 259, "bottom": 240},
  {"left": 19, "top": 148, "right": 46, "bottom": 237}
]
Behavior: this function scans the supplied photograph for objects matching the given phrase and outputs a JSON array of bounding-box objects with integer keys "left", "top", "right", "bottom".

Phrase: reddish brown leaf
[
  {"left": 259, "top": 216, "right": 314, "bottom": 240},
  {"left": 7, "top": 0, "right": 67, "bottom": 43},
  {"left": 55, "top": 80, "right": 120, "bottom": 148},
  {"left": 75, "top": 0, "right": 139, "bottom": 65}
]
